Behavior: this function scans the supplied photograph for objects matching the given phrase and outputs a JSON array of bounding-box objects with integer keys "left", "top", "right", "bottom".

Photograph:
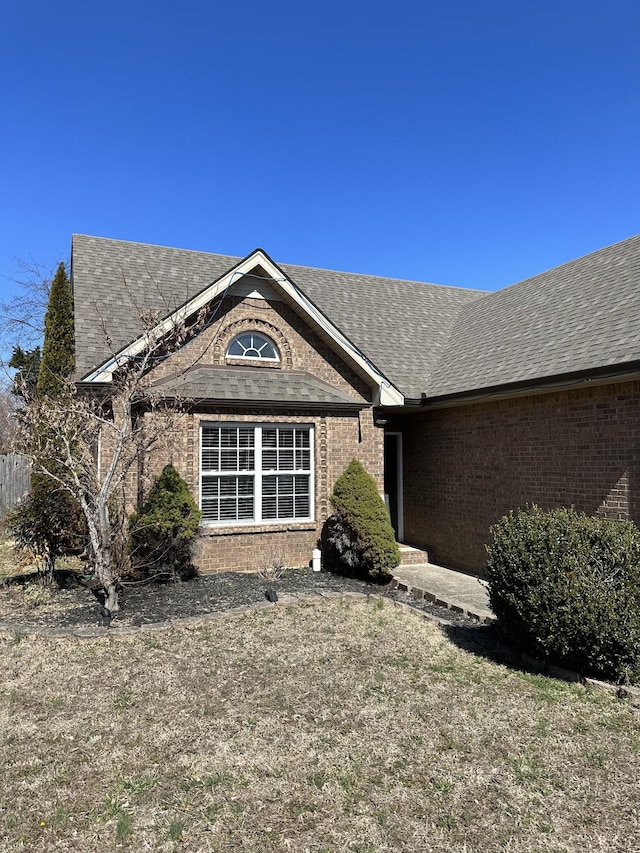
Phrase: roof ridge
[
  {"left": 282, "top": 258, "right": 488, "bottom": 294},
  {"left": 72, "top": 233, "right": 487, "bottom": 295},
  {"left": 72, "top": 233, "right": 242, "bottom": 262},
  {"left": 492, "top": 233, "right": 640, "bottom": 295}
]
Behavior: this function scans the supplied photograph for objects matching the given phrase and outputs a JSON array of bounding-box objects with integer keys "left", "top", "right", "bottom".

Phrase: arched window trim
[{"left": 226, "top": 331, "right": 280, "bottom": 362}]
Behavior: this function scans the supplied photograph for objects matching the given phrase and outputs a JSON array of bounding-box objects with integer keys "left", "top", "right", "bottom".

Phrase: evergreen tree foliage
[
  {"left": 37, "top": 262, "right": 75, "bottom": 397},
  {"left": 128, "top": 464, "right": 202, "bottom": 582},
  {"left": 8, "top": 345, "right": 41, "bottom": 399},
  {"left": 15, "top": 261, "right": 86, "bottom": 583},
  {"left": 322, "top": 458, "right": 399, "bottom": 583},
  {"left": 7, "top": 475, "right": 87, "bottom": 585}
]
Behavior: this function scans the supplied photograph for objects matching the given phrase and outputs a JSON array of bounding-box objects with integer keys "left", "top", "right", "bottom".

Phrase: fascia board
[{"left": 83, "top": 250, "right": 405, "bottom": 406}]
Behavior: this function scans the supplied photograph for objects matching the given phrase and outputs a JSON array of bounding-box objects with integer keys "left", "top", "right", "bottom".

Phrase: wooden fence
[{"left": 0, "top": 454, "right": 31, "bottom": 522}]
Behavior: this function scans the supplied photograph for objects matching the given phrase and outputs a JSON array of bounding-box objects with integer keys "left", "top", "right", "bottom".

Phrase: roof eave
[{"left": 417, "top": 361, "right": 640, "bottom": 410}]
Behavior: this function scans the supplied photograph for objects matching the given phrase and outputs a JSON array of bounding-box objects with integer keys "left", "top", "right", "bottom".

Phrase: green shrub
[
  {"left": 485, "top": 505, "right": 640, "bottom": 683},
  {"left": 322, "top": 458, "right": 399, "bottom": 583},
  {"left": 7, "top": 474, "right": 87, "bottom": 585},
  {"left": 128, "top": 465, "right": 202, "bottom": 582}
]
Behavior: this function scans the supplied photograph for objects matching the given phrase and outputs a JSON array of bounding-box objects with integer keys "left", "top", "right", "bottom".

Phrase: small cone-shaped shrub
[
  {"left": 128, "top": 465, "right": 202, "bottom": 582},
  {"left": 322, "top": 458, "right": 399, "bottom": 582}
]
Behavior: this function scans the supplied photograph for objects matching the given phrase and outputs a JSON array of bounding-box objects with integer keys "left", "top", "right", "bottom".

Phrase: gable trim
[{"left": 83, "top": 248, "right": 405, "bottom": 406}]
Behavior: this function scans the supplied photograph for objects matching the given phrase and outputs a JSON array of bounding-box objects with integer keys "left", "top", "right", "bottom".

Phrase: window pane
[
  {"left": 238, "top": 428, "right": 253, "bottom": 447},
  {"left": 202, "top": 448, "right": 219, "bottom": 470},
  {"left": 279, "top": 430, "right": 294, "bottom": 448},
  {"left": 262, "top": 428, "right": 277, "bottom": 446},
  {"left": 295, "top": 449, "right": 310, "bottom": 470},
  {"left": 202, "top": 475, "right": 254, "bottom": 522},
  {"left": 220, "top": 429, "right": 237, "bottom": 447},
  {"left": 238, "top": 449, "right": 254, "bottom": 470},
  {"left": 226, "top": 333, "right": 279, "bottom": 360},
  {"left": 262, "top": 449, "right": 277, "bottom": 470},
  {"left": 279, "top": 449, "right": 294, "bottom": 470},
  {"left": 295, "top": 431, "right": 310, "bottom": 448}
]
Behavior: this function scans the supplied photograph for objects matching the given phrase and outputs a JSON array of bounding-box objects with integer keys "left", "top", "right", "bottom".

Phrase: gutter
[{"left": 414, "top": 362, "right": 640, "bottom": 410}]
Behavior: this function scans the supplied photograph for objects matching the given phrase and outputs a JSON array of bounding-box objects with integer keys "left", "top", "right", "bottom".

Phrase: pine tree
[
  {"left": 36, "top": 262, "right": 75, "bottom": 397},
  {"left": 128, "top": 465, "right": 202, "bottom": 582},
  {"left": 8, "top": 345, "right": 41, "bottom": 399}
]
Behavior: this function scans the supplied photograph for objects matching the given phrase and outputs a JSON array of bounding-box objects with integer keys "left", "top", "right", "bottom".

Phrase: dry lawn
[{"left": 1, "top": 596, "right": 639, "bottom": 852}]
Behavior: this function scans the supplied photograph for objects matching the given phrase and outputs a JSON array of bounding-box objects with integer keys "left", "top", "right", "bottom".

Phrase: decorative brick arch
[{"left": 215, "top": 319, "right": 293, "bottom": 368}]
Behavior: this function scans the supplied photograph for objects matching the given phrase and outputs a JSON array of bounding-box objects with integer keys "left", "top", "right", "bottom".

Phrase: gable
[{"left": 72, "top": 237, "right": 404, "bottom": 405}]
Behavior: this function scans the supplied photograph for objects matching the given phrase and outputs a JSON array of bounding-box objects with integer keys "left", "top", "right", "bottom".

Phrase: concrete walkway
[{"left": 392, "top": 563, "right": 494, "bottom": 624}]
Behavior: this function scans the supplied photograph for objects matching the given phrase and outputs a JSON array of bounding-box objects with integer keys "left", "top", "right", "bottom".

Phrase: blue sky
[{"left": 1, "top": 0, "right": 638, "bottom": 304}]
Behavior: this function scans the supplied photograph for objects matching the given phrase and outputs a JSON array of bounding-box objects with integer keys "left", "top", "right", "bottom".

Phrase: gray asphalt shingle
[
  {"left": 71, "top": 233, "right": 640, "bottom": 401},
  {"left": 426, "top": 234, "right": 640, "bottom": 398},
  {"left": 149, "top": 366, "right": 365, "bottom": 408}
]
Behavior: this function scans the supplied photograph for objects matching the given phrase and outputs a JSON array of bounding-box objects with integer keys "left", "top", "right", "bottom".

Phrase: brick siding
[
  {"left": 109, "top": 290, "right": 384, "bottom": 574},
  {"left": 398, "top": 380, "right": 640, "bottom": 575}
]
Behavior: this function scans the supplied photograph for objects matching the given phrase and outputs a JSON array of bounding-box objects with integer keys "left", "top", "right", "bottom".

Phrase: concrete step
[
  {"left": 398, "top": 543, "right": 430, "bottom": 566},
  {"left": 393, "top": 563, "right": 494, "bottom": 624}
]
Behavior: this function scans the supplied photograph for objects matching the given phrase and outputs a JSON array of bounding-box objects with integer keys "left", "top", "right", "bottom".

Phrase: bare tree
[
  {"left": 0, "top": 258, "right": 54, "bottom": 361},
  {"left": 15, "top": 308, "right": 200, "bottom": 612}
]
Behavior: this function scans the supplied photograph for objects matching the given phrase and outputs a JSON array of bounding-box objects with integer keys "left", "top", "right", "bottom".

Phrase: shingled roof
[
  {"left": 70, "top": 234, "right": 484, "bottom": 396},
  {"left": 71, "top": 233, "right": 640, "bottom": 402},
  {"left": 149, "top": 366, "right": 366, "bottom": 410},
  {"left": 426, "top": 234, "right": 640, "bottom": 400}
]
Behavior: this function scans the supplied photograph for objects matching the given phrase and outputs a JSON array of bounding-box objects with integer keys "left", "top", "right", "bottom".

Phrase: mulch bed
[{"left": 0, "top": 567, "right": 482, "bottom": 632}]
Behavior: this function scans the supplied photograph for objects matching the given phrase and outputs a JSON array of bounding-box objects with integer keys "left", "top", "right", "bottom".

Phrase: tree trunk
[
  {"left": 39, "top": 551, "right": 55, "bottom": 587},
  {"left": 87, "top": 507, "right": 120, "bottom": 613},
  {"left": 94, "top": 553, "right": 119, "bottom": 612}
]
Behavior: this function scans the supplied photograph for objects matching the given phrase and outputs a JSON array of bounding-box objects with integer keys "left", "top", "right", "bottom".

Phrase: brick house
[{"left": 71, "top": 234, "right": 640, "bottom": 575}]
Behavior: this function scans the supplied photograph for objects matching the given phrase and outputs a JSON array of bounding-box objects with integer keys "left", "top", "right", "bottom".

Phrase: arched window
[{"left": 226, "top": 332, "right": 279, "bottom": 362}]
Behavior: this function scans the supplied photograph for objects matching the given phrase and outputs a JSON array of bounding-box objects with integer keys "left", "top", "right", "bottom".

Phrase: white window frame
[
  {"left": 200, "top": 422, "right": 315, "bottom": 526},
  {"left": 226, "top": 332, "right": 280, "bottom": 362}
]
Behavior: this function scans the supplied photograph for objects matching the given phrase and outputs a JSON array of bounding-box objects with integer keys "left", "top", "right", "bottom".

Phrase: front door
[{"left": 384, "top": 432, "right": 403, "bottom": 541}]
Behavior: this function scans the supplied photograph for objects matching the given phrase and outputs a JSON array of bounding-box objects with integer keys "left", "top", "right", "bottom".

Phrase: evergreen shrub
[
  {"left": 486, "top": 505, "right": 640, "bottom": 683},
  {"left": 7, "top": 474, "right": 87, "bottom": 585},
  {"left": 128, "top": 465, "right": 202, "bottom": 582},
  {"left": 322, "top": 458, "right": 399, "bottom": 583}
]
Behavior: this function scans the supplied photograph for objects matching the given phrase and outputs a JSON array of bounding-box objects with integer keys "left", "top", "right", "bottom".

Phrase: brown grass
[{"left": 1, "top": 596, "right": 639, "bottom": 852}]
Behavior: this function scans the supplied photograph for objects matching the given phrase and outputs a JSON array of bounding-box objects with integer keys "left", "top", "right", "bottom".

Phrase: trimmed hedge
[
  {"left": 485, "top": 505, "right": 640, "bottom": 683},
  {"left": 322, "top": 458, "right": 399, "bottom": 583},
  {"left": 128, "top": 465, "right": 202, "bottom": 582}
]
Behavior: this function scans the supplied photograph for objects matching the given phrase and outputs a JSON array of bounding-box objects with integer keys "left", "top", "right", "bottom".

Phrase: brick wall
[
  {"left": 122, "top": 289, "right": 384, "bottom": 574},
  {"left": 151, "top": 292, "right": 372, "bottom": 401},
  {"left": 398, "top": 380, "right": 640, "bottom": 575},
  {"left": 137, "top": 408, "right": 383, "bottom": 573}
]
